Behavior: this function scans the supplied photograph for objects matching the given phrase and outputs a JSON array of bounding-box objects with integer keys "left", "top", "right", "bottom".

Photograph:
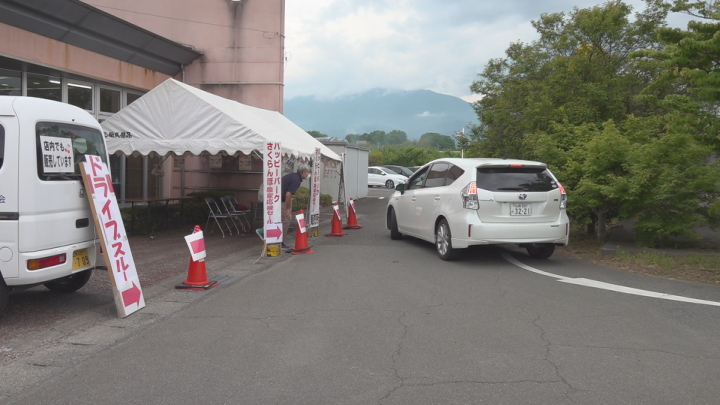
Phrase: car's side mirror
[{"left": 396, "top": 183, "right": 405, "bottom": 194}]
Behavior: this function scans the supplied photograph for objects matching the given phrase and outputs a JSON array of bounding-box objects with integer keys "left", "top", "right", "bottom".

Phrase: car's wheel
[
  {"left": 389, "top": 208, "right": 402, "bottom": 240},
  {"left": 0, "top": 281, "right": 9, "bottom": 318},
  {"left": 526, "top": 244, "right": 555, "bottom": 259},
  {"left": 436, "top": 219, "right": 459, "bottom": 261},
  {"left": 43, "top": 269, "right": 93, "bottom": 293},
  {"left": 385, "top": 180, "right": 395, "bottom": 189}
]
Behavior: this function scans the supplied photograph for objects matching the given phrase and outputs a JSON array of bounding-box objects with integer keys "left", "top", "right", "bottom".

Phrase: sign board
[
  {"left": 263, "top": 142, "right": 283, "bottom": 244},
  {"left": 174, "top": 156, "right": 185, "bottom": 168},
  {"left": 209, "top": 155, "right": 222, "bottom": 169},
  {"left": 309, "top": 148, "right": 321, "bottom": 229},
  {"left": 296, "top": 212, "right": 307, "bottom": 234},
  {"left": 40, "top": 136, "right": 73, "bottom": 173},
  {"left": 238, "top": 155, "right": 252, "bottom": 171},
  {"left": 80, "top": 155, "right": 145, "bottom": 318},
  {"left": 341, "top": 152, "right": 348, "bottom": 216},
  {"left": 185, "top": 230, "right": 207, "bottom": 262}
]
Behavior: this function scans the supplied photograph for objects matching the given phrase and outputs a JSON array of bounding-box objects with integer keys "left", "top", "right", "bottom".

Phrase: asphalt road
[{"left": 4, "top": 187, "right": 720, "bottom": 404}]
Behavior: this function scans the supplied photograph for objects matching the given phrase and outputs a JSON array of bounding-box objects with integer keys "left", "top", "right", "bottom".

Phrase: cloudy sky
[{"left": 283, "top": 0, "right": 694, "bottom": 102}]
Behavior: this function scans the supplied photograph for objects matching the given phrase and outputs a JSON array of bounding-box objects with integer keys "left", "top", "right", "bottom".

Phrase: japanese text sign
[
  {"left": 40, "top": 136, "right": 73, "bottom": 173},
  {"left": 309, "top": 148, "right": 321, "bottom": 228},
  {"left": 263, "top": 142, "right": 283, "bottom": 244},
  {"left": 80, "top": 155, "right": 145, "bottom": 318}
]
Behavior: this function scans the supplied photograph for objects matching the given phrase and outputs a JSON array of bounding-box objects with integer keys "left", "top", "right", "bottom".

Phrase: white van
[{"left": 0, "top": 96, "right": 110, "bottom": 316}]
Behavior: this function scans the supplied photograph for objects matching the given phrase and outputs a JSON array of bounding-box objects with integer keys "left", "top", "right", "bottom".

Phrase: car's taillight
[
  {"left": 558, "top": 182, "right": 567, "bottom": 209},
  {"left": 461, "top": 181, "right": 479, "bottom": 210},
  {"left": 27, "top": 253, "right": 67, "bottom": 271}
]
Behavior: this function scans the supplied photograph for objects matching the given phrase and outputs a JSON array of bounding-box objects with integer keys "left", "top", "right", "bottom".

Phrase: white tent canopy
[{"left": 101, "top": 78, "right": 341, "bottom": 162}]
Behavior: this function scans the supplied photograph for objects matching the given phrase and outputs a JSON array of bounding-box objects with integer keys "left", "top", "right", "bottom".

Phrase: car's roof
[{"left": 423, "top": 158, "right": 547, "bottom": 169}]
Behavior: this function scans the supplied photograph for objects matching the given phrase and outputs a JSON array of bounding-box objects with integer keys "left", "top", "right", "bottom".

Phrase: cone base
[
  {"left": 175, "top": 278, "right": 220, "bottom": 290},
  {"left": 290, "top": 246, "right": 314, "bottom": 255},
  {"left": 343, "top": 225, "right": 362, "bottom": 229}
]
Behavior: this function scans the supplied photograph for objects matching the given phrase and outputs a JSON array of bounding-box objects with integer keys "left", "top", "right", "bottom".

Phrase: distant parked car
[
  {"left": 408, "top": 166, "right": 421, "bottom": 172},
  {"left": 386, "top": 158, "right": 569, "bottom": 260},
  {"left": 368, "top": 166, "right": 408, "bottom": 189},
  {"left": 381, "top": 165, "right": 414, "bottom": 177}
]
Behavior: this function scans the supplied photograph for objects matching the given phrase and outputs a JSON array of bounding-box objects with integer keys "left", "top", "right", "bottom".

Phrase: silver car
[{"left": 386, "top": 158, "right": 570, "bottom": 260}]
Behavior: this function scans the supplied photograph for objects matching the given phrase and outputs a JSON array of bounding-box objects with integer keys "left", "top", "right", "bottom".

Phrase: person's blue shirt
[{"left": 281, "top": 172, "right": 302, "bottom": 202}]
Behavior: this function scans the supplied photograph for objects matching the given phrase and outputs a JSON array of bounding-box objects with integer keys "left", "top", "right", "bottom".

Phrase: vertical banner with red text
[
  {"left": 341, "top": 152, "right": 348, "bottom": 216},
  {"left": 263, "top": 142, "right": 283, "bottom": 244},
  {"left": 80, "top": 155, "right": 145, "bottom": 318},
  {"left": 309, "top": 147, "right": 321, "bottom": 232}
]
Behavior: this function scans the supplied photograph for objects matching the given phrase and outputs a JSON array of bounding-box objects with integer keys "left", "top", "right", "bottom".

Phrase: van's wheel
[
  {"left": 526, "top": 244, "right": 555, "bottom": 259},
  {"left": 389, "top": 208, "right": 402, "bottom": 240},
  {"left": 0, "top": 281, "right": 9, "bottom": 318},
  {"left": 436, "top": 219, "right": 459, "bottom": 261},
  {"left": 43, "top": 270, "right": 93, "bottom": 293},
  {"left": 385, "top": 180, "right": 395, "bottom": 189}
]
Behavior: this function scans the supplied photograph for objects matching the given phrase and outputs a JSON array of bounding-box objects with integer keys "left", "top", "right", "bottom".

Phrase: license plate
[
  {"left": 510, "top": 203, "right": 531, "bottom": 216},
  {"left": 72, "top": 249, "right": 90, "bottom": 270}
]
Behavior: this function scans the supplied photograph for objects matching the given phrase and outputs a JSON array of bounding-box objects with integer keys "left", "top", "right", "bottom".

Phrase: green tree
[
  {"left": 369, "top": 149, "right": 384, "bottom": 166},
  {"left": 418, "top": 132, "right": 456, "bottom": 150},
  {"left": 468, "top": 0, "right": 672, "bottom": 159},
  {"left": 386, "top": 130, "right": 408, "bottom": 145},
  {"left": 307, "top": 130, "right": 328, "bottom": 138}
]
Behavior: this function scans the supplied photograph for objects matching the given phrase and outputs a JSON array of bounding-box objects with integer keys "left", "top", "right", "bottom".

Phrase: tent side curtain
[{"left": 101, "top": 78, "right": 341, "bottom": 161}]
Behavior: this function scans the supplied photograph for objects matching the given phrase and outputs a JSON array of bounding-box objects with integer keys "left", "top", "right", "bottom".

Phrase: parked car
[
  {"left": 368, "top": 166, "right": 408, "bottom": 189},
  {"left": 381, "top": 165, "right": 414, "bottom": 177},
  {"left": 386, "top": 158, "right": 569, "bottom": 260}
]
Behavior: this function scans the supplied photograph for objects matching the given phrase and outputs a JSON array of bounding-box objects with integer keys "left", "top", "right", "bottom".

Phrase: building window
[
  {"left": 126, "top": 92, "right": 142, "bottom": 106},
  {"left": 100, "top": 87, "right": 121, "bottom": 113},
  {"left": 27, "top": 73, "right": 61, "bottom": 101},
  {"left": 0, "top": 68, "right": 21, "bottom": 96},
  {"left": 67, "top": 81, "right": 93, "bottom": 111}
]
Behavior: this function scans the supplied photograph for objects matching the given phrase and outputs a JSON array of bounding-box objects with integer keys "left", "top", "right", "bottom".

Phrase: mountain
[{"left": 283, "top": 88, "right": 479, "bottom": 140}]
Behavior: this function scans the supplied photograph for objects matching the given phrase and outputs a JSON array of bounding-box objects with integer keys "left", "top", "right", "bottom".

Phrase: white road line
[{"left": 501, "top": 253, "right": 720, "bottom": 307}]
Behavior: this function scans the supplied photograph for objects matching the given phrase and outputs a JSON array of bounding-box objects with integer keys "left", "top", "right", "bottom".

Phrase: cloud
[{"left": 284, "top": 0, "right": 685, "bottom": 101}]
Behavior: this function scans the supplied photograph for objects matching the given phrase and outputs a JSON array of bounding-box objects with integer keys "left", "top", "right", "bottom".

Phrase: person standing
[{"left": 281, "top": 163, "right": 311, "bottom": 249}]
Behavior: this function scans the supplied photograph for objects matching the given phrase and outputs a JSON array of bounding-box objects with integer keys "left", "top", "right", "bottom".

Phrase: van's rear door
[
  {"left": 16, "top": 99, "right": 103, "bottom": 253},
  {"left": 475, "top": 163, "right": 563, "bottom": 224},
  {"left": 0, "top": 101, "right": 20, "bottom": 278}
]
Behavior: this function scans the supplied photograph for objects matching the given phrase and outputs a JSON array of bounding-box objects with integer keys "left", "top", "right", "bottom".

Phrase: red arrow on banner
[
  {"left": 267, "top": 226, "right": 282, "bottom": 239},
  {"left": 121, "top": 282, "right": 142, "bottom": 307}
]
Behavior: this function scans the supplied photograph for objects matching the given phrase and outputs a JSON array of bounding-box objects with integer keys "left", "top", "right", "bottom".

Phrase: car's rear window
[
  {"left": 36, "top": 122, "right": 107, "bottom": 181},
  {"left": 476, "top": 167, "right": 557, "bottom": 192}
]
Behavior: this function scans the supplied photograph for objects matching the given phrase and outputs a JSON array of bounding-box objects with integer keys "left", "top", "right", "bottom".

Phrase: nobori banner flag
[{"left": 263, "top": 141, "right": 283, "bottom": 244}]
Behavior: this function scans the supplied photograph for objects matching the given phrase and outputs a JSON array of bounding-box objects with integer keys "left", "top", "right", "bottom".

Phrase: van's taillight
[
  {"left": 461, "top": 181, "right": 479, "bottom": 210},
  {"left": 558, "top": 182, "right": 567, "bottom": 209},
  {"left": 27, "top": 254, "right": 67, "bottom": 271}
]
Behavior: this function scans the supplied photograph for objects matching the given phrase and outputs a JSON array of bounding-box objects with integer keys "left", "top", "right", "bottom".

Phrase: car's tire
[
  {"left": 385, "top": 180, "right": 395, "bottom": 189},
  {"left": 389, "top": 208, "right": 402, "bottom": 240},
  {"left": 436, "top": 219, "right": 459, "bottom": 261},
  {"left": 0, "top": 280, "right": 9, "bottom": 318},
  {"left": 526, "top": 244, "right": 555, "bottom": 259},
  {"left": 43, "top": 269, "right": 93, "bottom": 293}
]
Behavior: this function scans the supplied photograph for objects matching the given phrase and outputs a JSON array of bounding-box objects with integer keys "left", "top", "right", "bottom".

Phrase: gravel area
[{"left": 0, "top": 226, "right": 264, "bottom": 344}]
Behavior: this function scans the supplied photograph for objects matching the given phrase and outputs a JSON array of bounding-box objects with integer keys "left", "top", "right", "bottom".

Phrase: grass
[{"left": 558, "top": 227, "right": 720, "bottom": 285}]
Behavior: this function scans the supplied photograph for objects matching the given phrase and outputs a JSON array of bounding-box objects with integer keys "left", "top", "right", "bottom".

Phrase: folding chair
[
  {"left": 253, "top": 201, "right": 264, "bottom": 225},
  {"left": 204, "top": 197, "right": 233, "bottom": 237},
  {"left": 221, "top": 195, "right": 251, "bottom": 234}
]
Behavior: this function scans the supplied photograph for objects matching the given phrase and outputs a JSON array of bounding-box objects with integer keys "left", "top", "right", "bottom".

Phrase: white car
[
  {"left": 386, "top": 158, "right": 569, "bottom": 260},
  {"left": 368, "top": 166, "right": 407, "bottom": 189}
]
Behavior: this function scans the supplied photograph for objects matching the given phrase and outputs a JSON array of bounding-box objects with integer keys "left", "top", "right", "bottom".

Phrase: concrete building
[{"left": 0, "top": 0, "right": 286, "bottom": 200}]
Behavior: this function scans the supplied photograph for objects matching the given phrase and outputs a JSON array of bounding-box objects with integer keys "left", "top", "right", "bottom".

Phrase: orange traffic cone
[
  {"left": 176, "top": 225, "right": 219, "bottom": 290},
  {"left": 344, "top": 198, "right": 362, "bottom": 229},
  {"left": 326, "top": 201, "right": 347, "bottom": 237},
  {"left": 291, "top": 210, "right": 314, "bottom": 255}
]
